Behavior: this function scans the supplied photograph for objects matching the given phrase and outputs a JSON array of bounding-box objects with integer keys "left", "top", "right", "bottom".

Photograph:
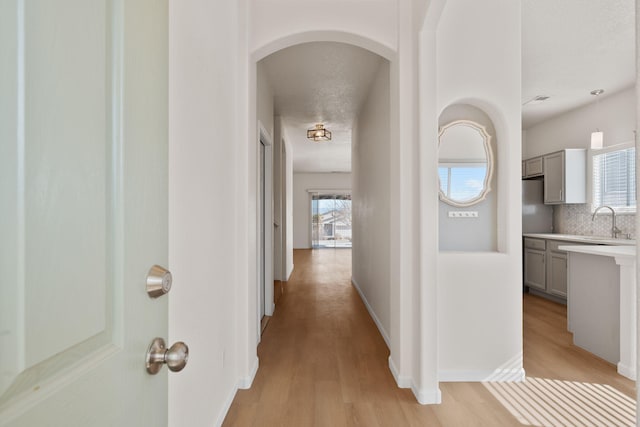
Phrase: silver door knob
[{"left": 146, "top": 337, "right": 189, "bottom": 374}]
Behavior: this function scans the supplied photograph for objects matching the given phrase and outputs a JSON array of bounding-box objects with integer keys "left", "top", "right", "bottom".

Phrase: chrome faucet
[{"left": 591, "top": 205, "right": 621, "bottom": 238}]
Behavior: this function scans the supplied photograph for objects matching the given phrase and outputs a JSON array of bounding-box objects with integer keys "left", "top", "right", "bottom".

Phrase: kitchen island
[{"left": 560, "top": 244, "right": 635, "bottom": 380}]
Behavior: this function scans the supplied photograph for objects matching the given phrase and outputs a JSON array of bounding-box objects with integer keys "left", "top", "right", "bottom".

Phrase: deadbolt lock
[{"left": 146, "top": 265, "right": 172, "bottom": 298}]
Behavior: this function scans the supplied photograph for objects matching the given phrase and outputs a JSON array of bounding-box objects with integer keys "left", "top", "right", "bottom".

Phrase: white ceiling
[
  {"left": 260, "top": 42, "right": 383, "bottom": 173},
  {"left": 522, "top": 0, "right": 635, "bottom": 129},
  {"left": 260, "top": 2, "right": 636, "bottom": 172}
]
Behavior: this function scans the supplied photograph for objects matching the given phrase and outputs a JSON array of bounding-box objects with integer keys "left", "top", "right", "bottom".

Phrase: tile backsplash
[{"left": 554, "top": 204, "right": 636, "bottom": 239}]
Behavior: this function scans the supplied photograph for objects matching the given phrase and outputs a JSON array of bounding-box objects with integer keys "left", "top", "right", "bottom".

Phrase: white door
[
  {"left": 258, "top": 132, "right": 274, "bottom": 321},
  {"left": 259, "top": 141, "right": 266, "bottom": 320},
  {"left": 0, "top": 1, "right": 173, "bottom": 426}
]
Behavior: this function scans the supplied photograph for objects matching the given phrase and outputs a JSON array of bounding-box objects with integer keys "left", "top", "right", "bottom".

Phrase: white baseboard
[
  {"left": 617, "top": 362, "right": 636, "bottom": 380},
  {"left": 214, "top": 382, "right": 241, "bottom": 427},
  {"left": 388, "top": 356, "right": 411, "bottom": 388},
  {"left": 238, "top": 357, "right": 259, "bottom": 389},
  {"left": 439, "top": 368, "right": 525, "bottom": 382},
  {"left": 389, "top": 356, "right": 442, "bottom": 405},
  {"left": 411, "top": 382, "right": 442, "bottom": 405},
  {"left": 351, "top": 277, "right": 390, "bottom": 348},
  {"left": 214, "top": 358, "right": 260, "bottom": 426}
]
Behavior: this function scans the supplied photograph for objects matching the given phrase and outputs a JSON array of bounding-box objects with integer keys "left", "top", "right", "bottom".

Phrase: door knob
[{"left": 146, "top": 337, "right": 189, "bottom": 374}]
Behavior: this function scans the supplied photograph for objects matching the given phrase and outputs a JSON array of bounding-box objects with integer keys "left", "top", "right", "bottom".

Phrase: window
[
  {"left": 591, "top": 144, "right": 636, "bottom": 213},
  {"left": 438, "top": 163, "right": 487, "bottom": 202},
  {"left": 311, "top": 193, "right": 352, "bottom": 248}
]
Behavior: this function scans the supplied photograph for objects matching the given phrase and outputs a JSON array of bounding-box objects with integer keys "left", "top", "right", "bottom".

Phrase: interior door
[
  {"left": 0, "top": 1, "right": 170, "bottom": 426},
  {"left": 259, "top": 141, "right": 266, "bottom": 321}
]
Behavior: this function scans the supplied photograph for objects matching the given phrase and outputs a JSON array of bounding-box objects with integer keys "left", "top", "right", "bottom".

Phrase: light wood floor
[{"left": 223, "top": 249, "right": 636, "bottom": 426}]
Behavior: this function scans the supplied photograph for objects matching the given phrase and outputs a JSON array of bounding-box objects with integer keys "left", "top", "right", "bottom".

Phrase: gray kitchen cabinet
[
  {"left": 543, "top": 149, "right": 586, "bottom": 204},
  {"left": 524, "top": 238, "right": 546, "bottom": 291},
  {"left": 547, "top": 241, "right": 570, "bottom": 298},
  {"left": 548, "top": 252, "right": 568, "bottom": 297},
  {"left": 523, "top": 238, "right": 591, "bottom": 303},
  {"left": 523, "top": 156, "right": 544, "bottom": 178}
]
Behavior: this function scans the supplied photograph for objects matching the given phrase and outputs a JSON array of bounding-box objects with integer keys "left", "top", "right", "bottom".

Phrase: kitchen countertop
[
  {"left": 558, "top": 244, "right": 635, "bottom": 259},
  {"left": 523, "top": 233, "right": 636, "bottom": 246}
]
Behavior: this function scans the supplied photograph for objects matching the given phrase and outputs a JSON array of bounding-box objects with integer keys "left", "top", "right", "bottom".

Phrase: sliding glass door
[{"left": 311, "top": 194, "right": 352, "bottom": 248}]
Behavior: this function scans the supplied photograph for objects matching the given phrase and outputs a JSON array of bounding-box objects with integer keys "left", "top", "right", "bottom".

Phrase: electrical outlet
[{"left": 448, "top": 211, "right": 479, "bottom": 218}]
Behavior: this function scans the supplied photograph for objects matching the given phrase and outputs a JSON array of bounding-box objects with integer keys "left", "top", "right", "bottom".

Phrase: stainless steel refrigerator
[{"left": 522, "top": 179, "right": 553, "bottom": 233}]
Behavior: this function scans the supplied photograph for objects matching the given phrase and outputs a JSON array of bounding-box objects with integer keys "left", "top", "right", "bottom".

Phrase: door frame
[
  {"left": 249, "top": 31, "right": 408, "bottom": 390},
  {"left": 257, "top": 122, "right": 274, "bottom": 327}
]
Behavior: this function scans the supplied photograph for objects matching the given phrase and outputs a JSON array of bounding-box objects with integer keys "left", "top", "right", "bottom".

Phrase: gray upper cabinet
[
  {"left": 544, "top": 152, "right": 564, "bottom": 203},
  {"left": 543, "top": 149, "right": 586, "bottom": 204},
  {"left": 523, "top": 156, "right": 544, "bottom": 178}
]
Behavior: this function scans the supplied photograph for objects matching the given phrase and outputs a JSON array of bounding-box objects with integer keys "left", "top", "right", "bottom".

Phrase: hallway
[
  {"left": 224, "top": 249, "right": 520, "bottom": 426},
  {"left": 223, "top": 249, "right": 636, "bottom": 426}
]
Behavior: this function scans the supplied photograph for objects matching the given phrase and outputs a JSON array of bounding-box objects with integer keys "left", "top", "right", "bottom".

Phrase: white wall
[
  {"left": 249, "top": 0, "right": 398, "bottom": 56},
  {"left": 416, "top": 0, "right": 445, "bottom": 404},
  {"left": 169, "top": 1, "right": 522, "bottom": 422},
  {"left": 257, "top": 62, "right": 275, "bottom": 315},
  {"left": 246, "top": 0, "right": 432, "bottom": 404},
  {"left": 284, "top": 136, "right": 294, "bottom": 278},
  {"left": 434, "top": 0, "right": 523, "bottom": 382},
  {"left": 257, "top": 62, "right": 274, "bottom": 138},
  {"left": 352, "top": 61, "right": 391, "bottom": 342},
  {"left": 292, "top": 172, "right": 352, "bottom": 249},
  {"left": 523, "top": 87, "right": 635, "bottom": 158},
  {"left": 168, "top": 1, "right": 251, "bottom": 426},
  {"left": 169, "top": 0, "right": 525, "bottom": 423}
]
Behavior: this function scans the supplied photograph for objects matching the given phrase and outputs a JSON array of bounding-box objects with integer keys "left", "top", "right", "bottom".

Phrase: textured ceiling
[
  {"left": 522, "top": 0, "right": 635, "bottom": 129},
  {"left": 260, "top": 42, "right": 383, "bottom": 172}
]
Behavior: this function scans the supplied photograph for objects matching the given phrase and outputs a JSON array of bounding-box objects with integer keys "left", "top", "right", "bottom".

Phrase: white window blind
[{"left": 592, "top": 147, "right": 636, "bottom": 212}]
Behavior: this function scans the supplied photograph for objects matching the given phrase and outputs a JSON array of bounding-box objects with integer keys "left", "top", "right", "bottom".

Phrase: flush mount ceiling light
[
  {"left": 307, "top": 123, "right": 332, "bottom": 142},
  {"left": 590, "top": 89, "right": 604, "bottom": 149}
]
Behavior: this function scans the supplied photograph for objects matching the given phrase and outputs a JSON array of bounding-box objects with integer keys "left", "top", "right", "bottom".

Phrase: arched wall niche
[{"left": 437, "top": 102, "right": 499, "bottom": 252}]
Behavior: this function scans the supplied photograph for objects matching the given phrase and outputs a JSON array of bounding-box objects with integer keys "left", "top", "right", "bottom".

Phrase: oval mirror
[{"left": 438, "top": 119, "right": 493, "bottom": 207}]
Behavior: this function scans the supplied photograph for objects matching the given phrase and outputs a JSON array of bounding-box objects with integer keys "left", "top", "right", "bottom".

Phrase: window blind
[{"left": 592, "top": 147, "right": 636, "bottom": 211}]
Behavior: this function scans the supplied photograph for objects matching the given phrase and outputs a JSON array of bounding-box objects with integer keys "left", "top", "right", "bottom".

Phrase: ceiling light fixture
[
  {"left": 590, "top": 89, "right": 604, "bottom": 149},
  {"left": 307, "top": 123, "right": 331, "bottom": 142}
]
